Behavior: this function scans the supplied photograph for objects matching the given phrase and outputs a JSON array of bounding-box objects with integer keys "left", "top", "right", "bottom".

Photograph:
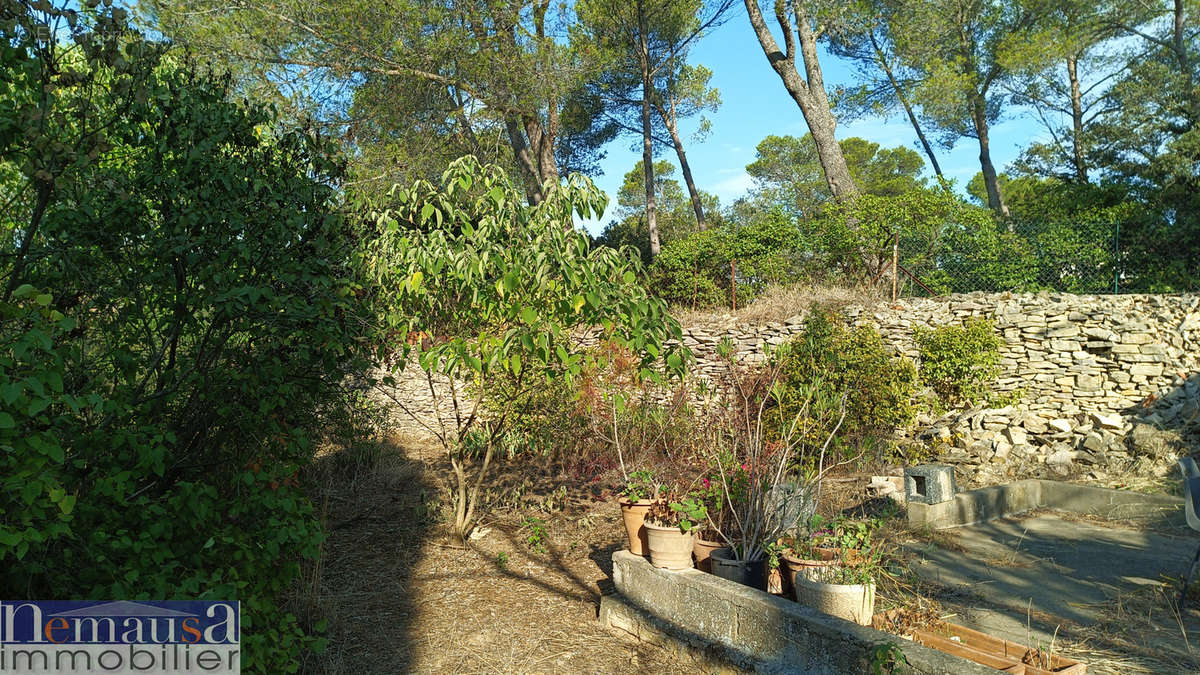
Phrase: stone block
[
  {"left": 1004, "top": 427, "right": 1028, "bottom": 446},
  {"left": 1129, "top": 363, "right": 1164, "bottom": 377},
  {"left": 1046, "top": 322, "right": 1081, "bottom": 338},
  {"left": 1091, "top": 412, "right": 1124, "bottom": 430},
  {"left": 606, "top": 551, "right": 997, "bottom": 674},
  {"left": 904, "top": 464, "right": 957, "bottom": 505},
  {"left": 1048, "top": 418, "right": 1073, "bottom": 433}
]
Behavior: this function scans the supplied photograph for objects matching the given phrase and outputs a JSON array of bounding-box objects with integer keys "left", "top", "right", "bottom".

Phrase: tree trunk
[
  {"left": 1066, "top": 54, "right": 1088, "bottom": 183},
  {"left": 523, "top": 115, "right": 559, "bottom": 188},
  {"left": 505, "top": 118, "right": 545, "bottom": 205},
  {"left": 971, "top": 97, "right": 1010, "bottom": 220},
  {"left": 656, "top": 100, "right": 707, "bottom": 229},
  {"left": 743, "top": 0, "right": 858, "bottom": 200},
  {"left": 870, "top": 32, "right": 944, "bottom": 179},
  {"left": 638, "top": 0, "right": 661, "bottom": 257},
  {"left": 1171, "top": 0, "right": 1198, "bottom": 124},
  {"left": 792, "top": 7, "right": 857, "bottom": 199}
]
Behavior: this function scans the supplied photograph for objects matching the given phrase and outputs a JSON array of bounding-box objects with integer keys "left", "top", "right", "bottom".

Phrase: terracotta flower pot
[
  {"left": 692, "top": 534, "right": 724, "bottom": 573},
  {"left": 781, "top": 548, "right": 838, "bottom": 586},
  {"left": 794, "top": 576, "right": 876, "bottom": 626},
  {"left": 644, "top": 522, "right": 696, "bottom": 570},
  {"left": 618, "top": 497, "right": 657, "bottom": 556}
]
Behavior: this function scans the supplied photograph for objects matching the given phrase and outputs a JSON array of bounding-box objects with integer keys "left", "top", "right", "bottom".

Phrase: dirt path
[{"left": 304, "top": 438, "right": 730, "bottom": 674}]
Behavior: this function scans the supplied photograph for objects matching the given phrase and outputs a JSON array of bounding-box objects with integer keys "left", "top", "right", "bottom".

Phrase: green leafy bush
[
  {"left": 772, "top": 309, "right": 917, "bottom": 458},
  {"left": 647, "top": 216, "right": 804, "bottom": 308},
  {"left": 369, "top": 157, "right": 685, "bottom": 538},
  {"left": 914, "top": 320, "right": 1003, "bottom": 407},
  {"left": 1, "top": 7, "right": 379, "bottom": 670}
]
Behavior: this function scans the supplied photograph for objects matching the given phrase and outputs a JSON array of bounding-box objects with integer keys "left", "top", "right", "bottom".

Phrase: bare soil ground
[
  {"left": 298, "top": 434, "right": 1199, "bottom": 674},
  {"left": 300, "top": 436, "right": 734, "bottom": 674}
]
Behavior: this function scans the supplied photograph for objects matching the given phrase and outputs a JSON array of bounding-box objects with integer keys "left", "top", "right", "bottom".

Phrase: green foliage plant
[
  {"left": 773, "top": 308, "right": 918, "bottom": 460},
  {"left": 522, "top": 516, "right": 549, "bottom": 554},
  {"left": 1, "top": 4, "right": 380, "bottom": 668},
  {"left": 621, "top": 469, "right": 665, "bottom": 502},
  {"left": 648, "top": 216, "right": 805, "bottom": 308},
  {"left": 914, "top": 319, "right": 1003, "bottom": 408},
  {"left": 646, "top": 494, "right": 708, "bottom": 534},
  {"left": 368, "top": 156, "right": 685, "bottom": 539},
  {"left": 576, "top": 340, "right": 700, "bottom": 487},
  {"left": 700, "top": 341, "right": 850, "bottom": 562},
  {"left": 869, "top": 641, "right": 909, "bottom": 674}
]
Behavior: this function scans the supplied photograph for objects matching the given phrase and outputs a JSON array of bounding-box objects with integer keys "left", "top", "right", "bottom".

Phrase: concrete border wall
[
  {"left": 906, "top": 479, "right": 1184, "bottom": 529},
  {"left": 601, "top": 550, "right": 997, "bottom": 674}
]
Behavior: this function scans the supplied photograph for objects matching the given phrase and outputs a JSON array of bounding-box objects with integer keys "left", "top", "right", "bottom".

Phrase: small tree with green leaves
[
  {"left": 370, "top": 157, "right": 685, "bottom": 538},
  {"left": 914, "top": 319, "right": 1003, "bottom": 408}
]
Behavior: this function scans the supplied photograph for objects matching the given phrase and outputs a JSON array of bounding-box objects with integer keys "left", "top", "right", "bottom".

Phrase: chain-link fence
[{"left": 876, "top": 219, "right": 1141, "bottom": 297}]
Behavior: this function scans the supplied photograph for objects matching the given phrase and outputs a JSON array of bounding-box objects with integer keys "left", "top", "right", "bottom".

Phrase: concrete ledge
[
  {"left": 1041, "top": 479, "right": 1184, "bottom": 525},
  {"left": 602, "top": 550, "right": 996, "bottom": 674},
  {"left": 906, "top": 478, "right": 1183, "bottom": 529}
]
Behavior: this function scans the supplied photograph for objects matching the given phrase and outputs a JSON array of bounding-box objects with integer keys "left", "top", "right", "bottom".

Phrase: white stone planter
[{"left": 794, "top": 576, "right": 876, "bottom": 626}]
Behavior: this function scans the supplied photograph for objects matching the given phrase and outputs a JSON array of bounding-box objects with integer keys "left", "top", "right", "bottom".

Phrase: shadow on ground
[{"left": 300, "top": 436, "right": 435, "bottom": 673}]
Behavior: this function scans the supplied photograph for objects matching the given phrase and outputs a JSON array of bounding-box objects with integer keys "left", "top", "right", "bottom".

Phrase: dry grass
[
  {"left": 297, "top": 434, "right": 737, "bottom": 674},
  {"left": 670, "top": 282, "right": 882, "bottom": 327},
  {"left": 1055, "top": 580, "right": 1200, "bottom": 674}
]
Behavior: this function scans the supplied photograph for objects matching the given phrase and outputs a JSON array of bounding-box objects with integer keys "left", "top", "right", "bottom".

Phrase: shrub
[
  {"left": 914, "top": 319, "right": 1003, "bottom": 407},
  {"left": 647, "top": 216, "right": 805, "bottom": 309},
  {"left": 369, "top": 158, "right": 685, "bottom": 538},
  {"left": 2, "top": 8, "right": 378, "bottom": 670},
  {"left": 772, "top": 309, "right": 918, "bottom": 459},
  {"left": 576, "top": 340, "right": 702, "bottom": 487}
]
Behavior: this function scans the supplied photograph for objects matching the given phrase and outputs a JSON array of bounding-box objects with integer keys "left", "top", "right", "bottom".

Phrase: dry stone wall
[
  {"left": 378, "top": 292, "right": 1200, "bottom": 484},
  {"left": 676, "top": 292, "right": 1200, "bottom": 484}
]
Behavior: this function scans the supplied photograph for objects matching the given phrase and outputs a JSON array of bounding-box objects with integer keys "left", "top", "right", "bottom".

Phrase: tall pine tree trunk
[
  {"left": 638, "top": 0, "right": 661, "bottom": 257},
  {"left": 655, "top": 100, "right": 707, "bottom": 229},
  {"left": 744, "top": 0, "right": 859, "bottom": 200},
  {"left": 869, "top": 32, "right": 944, "bottom": 179},
  {"left": 971, "top": 96, "right": 1010, "bottom": 219},
  {"left": 505, "top": 118, "right": 545, "bottom": 204},
  {"left": 1066, "top": 55, "right": 1088, "bottom": 183}
]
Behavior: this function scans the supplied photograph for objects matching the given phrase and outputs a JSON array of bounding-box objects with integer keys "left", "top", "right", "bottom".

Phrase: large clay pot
[
  {"left": 781, "top": 548, "right": 838, "bottom": 586},
  {"left": 709, "top": 547, "right": 767, "bottom": 590},
  {"left": 618, "top": 498, "right": 657, "bottom": 556},
  {"left": 644, "top": 522, "right": 696, "bottom": 570},
  {"left": 693, "top": 534, "right": 724, "bottom": 573},
  {"left": 794, "top": 575, "right": 876, "bottom": 626}
]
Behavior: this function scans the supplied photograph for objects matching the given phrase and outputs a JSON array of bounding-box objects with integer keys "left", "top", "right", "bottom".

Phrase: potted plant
[
  {"left": 793, "top": 548, "right": 880, "bottom": 626},
  {"left": 618, "top": 469, "right": 664, "bottom": 556},
  {"left": 702, "top": 340, "right": 850, "bottom": 592},
  {"left": 691, "top": 475, "right": 732, "bottom": 573},
  {"left": 780, "top": 530, "right": 839, "bottom": 586},
  {"left": 643, "top": 495, "right": 707, "bottom": 570}
]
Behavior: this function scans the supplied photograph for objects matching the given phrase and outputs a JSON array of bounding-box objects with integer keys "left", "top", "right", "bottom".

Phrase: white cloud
[{"left": 710, "top": 171, "right": 756, "bottom": 203}]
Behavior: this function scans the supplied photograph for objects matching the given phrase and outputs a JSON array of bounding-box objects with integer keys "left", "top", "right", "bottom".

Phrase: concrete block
[
  {"left": 907, "top": 480, "right": 1042, "bottom": 529},
  {"left": 904, "top": 464, "right": 957, "bottom": 505}
]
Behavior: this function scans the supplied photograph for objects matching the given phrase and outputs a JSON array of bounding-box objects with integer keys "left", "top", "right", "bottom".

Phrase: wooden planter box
[{"left": 907, "top": 622, "right": 1085, "bottom": 674}]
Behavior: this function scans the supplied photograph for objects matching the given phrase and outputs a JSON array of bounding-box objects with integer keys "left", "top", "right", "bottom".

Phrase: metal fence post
[{"left": 892, "top": 234, "right": 899, "bottom": 301}]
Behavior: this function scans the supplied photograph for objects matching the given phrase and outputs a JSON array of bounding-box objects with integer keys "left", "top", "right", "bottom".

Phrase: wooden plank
[
  {"left": 911, "top": 629, "right": 1024, "bottom": 672},
  {"left": 912, "top": 623, "right": 1086, "bottom": 674}
]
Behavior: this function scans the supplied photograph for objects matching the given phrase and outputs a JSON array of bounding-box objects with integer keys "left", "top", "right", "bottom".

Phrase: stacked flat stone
[{"left": 377, "top": 292, "right": 1200, "bottom": 486}]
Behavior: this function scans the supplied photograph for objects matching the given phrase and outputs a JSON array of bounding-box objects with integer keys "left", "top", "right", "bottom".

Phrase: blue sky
[{"left": 579, "top": 6, "right": 1040, "bottom": 235}]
